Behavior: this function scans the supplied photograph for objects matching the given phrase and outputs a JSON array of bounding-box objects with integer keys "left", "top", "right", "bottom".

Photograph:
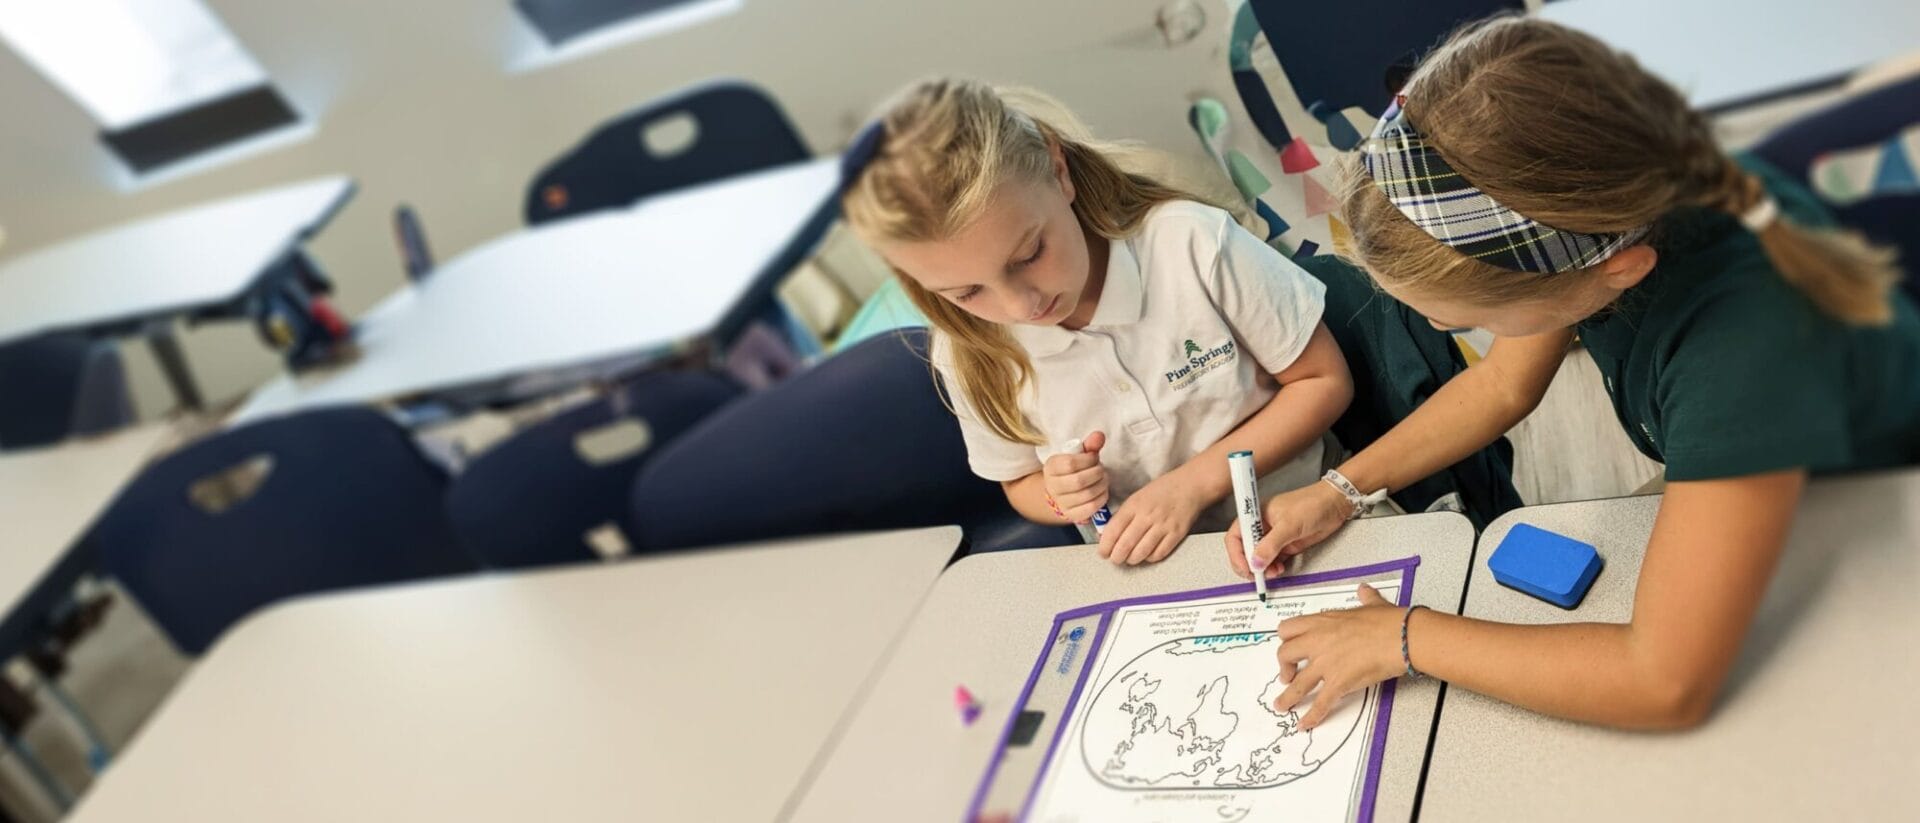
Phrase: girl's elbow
[
  {"left": 1629, "top": 669, "right": 1724, "bottom": 730},
  {"left": 1330, "top": 371, "right": 1356, "bottom": 417},
  {"left": 1308, "top": 366, "right": 1355, "bottom": 423}
]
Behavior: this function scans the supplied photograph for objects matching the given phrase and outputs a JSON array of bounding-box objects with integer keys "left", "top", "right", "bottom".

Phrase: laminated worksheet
[{"left": 969, "top": 558, "right": 1418, "bottom": 823}]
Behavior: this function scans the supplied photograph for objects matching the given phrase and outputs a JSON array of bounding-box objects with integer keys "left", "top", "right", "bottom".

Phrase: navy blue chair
[
  {"left": 446, "top": 370, "right": 744, "bottom": 569},
  {"left": 524, "top": 80, "right": 812, "bottom": 226},
  {"left": 1752, "top": 75, "right": 1920, "bottom": 303},
  {"left": 87, "top": 408, "right": 478, "bottom": 655},
  {"left": 523, "top": 80, "right": 826, "bottom": 380},
  {"left": 627, "top": 330, "right": 1080, "bottom": 555},
  {"left": 1238, "top": 0, "right": 1521, "bottom": 148},
  {"left": 0, "top": 332, "right": 135, "bottom": 450}
]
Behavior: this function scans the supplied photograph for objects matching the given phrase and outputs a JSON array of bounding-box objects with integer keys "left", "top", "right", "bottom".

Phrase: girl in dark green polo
[{"left": 1224, "top": 16, "right": 1920, "bottom": 730}]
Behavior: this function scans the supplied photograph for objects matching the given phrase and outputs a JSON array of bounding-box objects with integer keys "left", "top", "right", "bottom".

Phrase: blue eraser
[{"left": 1487, "top": 523, "right": 1602, "bottom": 610}]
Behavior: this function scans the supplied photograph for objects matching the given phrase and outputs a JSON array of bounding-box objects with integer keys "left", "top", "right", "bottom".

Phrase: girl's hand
[
  {"left": 1271, "top": 583, "right": 1406, "bottom": 729},
  {"left": 1225, "top": 481, "right": 1352, "bottom": 579},
  {"left": 1042, "top": 431, "right": 1109, "bottom": 524},
  {"left": 1098, "top": 472, "right": 1207, "bottom": 565}
]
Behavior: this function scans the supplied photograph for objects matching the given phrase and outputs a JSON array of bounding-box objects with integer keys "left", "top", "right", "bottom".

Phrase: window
[
  {"left": 510, "top": 0, "right": 741, "bottom": 71},
  {"left": 0, "top": 0, "right": 299, "bottom": 174},
  {"left": 518, "top": 0, "right": 721, "bottom": 45}
]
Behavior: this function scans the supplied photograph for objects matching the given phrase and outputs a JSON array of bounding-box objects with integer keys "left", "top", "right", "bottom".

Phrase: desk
[
  {"left": 787, "top": 513, "right": 1477, "bottom": 822},
  {"left": 0, "top": 424, "right": 172, "bottom": 806},
  {"left": 67, "top": 525, "right": 959, "bottom": 822},
  {"left": 0, "top": 178, "right": 355, "bottom": 408},
  {"left": 0, "top": 425, "right": 170, "bottom": 659},
  {"left": 1421, "top": 470, "right": 1920, "bottom": 821},
  {"left": 1540, "top": 0, "right": 1920, "bottom": 110},
  {"left": 231, "top": 158, "right": 840, "bottom": 425}
]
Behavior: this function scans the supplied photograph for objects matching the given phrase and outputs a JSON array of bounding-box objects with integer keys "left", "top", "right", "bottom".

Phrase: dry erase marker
[
  {"left": 1060, "top": 438, "right": 1112, "bottom": 534},
  {"left": 1229, "top": 450, "right": 1269, "bottom": 603}
]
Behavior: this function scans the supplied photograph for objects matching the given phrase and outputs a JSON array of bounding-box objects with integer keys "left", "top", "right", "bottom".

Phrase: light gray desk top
[
  {"left": 0, "top": 177, "right": 353, "bottom": 345},
  {"left": 0, "top": 425, "right": 169, "bottom": 616},
  {"left": 231, "top": 158, "right": 839, "bottom": 425},
  {"left": 1541, "top": 0, "right": 1920, "bottom": 109},
  {"left": 786, "top": 512, "right": 1477, "bottom": 823},
  {"left": 1422, "top": 469, "right": 1920, "bottom": 822},
  {"left": 67, "top": 526, "right": 959, "bottom": 823}
]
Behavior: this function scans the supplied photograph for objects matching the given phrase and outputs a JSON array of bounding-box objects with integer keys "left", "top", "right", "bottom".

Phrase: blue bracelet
[{"left": 1400, "top": 604, "right": 1429, "bottom": 678}]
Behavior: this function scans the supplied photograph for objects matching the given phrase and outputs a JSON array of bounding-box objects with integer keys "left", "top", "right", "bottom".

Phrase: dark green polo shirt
[{"left": 1576, "top": 155, "right": 1920, "bottom": 481}]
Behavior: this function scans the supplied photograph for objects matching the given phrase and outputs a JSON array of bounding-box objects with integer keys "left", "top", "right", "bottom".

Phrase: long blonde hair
[
  {"left": 1337, "top": 15, "right": 1901, "bottom": 323},
  {"left": 841, "top": 79, "right": 1201, "bottom": 444}
]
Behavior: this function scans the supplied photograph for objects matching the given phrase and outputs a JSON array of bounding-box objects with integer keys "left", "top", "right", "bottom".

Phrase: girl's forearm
[{"left": 1409, "top": 611, "right": 1707, "bottom": 729}]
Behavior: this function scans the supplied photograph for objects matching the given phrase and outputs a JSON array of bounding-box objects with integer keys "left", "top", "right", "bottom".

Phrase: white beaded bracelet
[{"left": 1321, "top": 469, "right": 1389, "bottom": 520}]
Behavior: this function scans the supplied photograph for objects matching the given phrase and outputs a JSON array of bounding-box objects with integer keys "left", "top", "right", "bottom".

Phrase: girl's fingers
[
  {"left": 1300, "top": 681, "right": 1353, "bottom": 730},
  {"left": 1096, "top": 509, "right": 1135, "bottom": 559},
  {"left": 1225, "top": 528, "right": 1252, "bottom": 579},
  {"left": 1276, "top": 614, "right": 1316, "bottom": 640},
  {"left": 1053, "top": 464, "right": 1107, "bottom": 496},
  {"left": 1147, "top": 530, "right": 1181, "bottom": 563},
  {"left": 1357, "top": 582, "right": 1389, "bottom": 607},
  {"left": 1272, "top": 666, "right": 1320, "bottom": 715},
  {"left": 1110, "top": 516, "right": 1154, "bottom": 566},
  {"left": 1126, "top": 525, "right": 1165, "bottom": 565}
]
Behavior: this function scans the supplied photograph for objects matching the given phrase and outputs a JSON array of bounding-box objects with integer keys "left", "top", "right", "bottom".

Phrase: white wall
[{"left": 0, "top": 0, "right": 1241, "bottom": 417}]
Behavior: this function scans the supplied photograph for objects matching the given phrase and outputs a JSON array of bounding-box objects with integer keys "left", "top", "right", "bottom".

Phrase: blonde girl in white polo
[{"left": 841, "top": 79, "right": 1353, "bottom": 565}]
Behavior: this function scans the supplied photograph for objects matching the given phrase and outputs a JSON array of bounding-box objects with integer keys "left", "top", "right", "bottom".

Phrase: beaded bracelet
[
  {"left": 1400, "top": 604, "right": 1430, "bottom": 678},
  {"left": 1044, "top": 492, "right": 1066, "bottom": 518}
]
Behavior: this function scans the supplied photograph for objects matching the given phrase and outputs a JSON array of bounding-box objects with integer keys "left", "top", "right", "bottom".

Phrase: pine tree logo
[{"left": 1183, "top": 339, "right": 1202, "bottom": 357}]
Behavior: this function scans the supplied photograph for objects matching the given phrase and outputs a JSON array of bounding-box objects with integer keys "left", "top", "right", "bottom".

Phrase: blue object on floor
[{"left": 1487, "top": 523, "right": 1602, "bottom": 610}]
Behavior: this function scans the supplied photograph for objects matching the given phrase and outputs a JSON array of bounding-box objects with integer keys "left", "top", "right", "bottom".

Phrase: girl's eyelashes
[
  {"left": 1011, "top": 238, "right": 1046, "bottom": 271},
  {"left": 951, "top": 237, "right": 1045, "bottom": 304}
]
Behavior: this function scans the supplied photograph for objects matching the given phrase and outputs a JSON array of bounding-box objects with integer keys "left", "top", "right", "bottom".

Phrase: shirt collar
[{"left": 1008, "top": 235, "right": 1143, "bottom": 358}]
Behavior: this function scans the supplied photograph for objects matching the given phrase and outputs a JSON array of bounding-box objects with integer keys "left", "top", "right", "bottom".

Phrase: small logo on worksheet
[{"left": 1057, "top": 626, "right": 1087, "bottom": 675}]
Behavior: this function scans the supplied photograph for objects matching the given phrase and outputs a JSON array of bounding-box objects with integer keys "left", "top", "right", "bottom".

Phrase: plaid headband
[{"left": 1360, "top": 96, "right": 1648, "bottom": 275}]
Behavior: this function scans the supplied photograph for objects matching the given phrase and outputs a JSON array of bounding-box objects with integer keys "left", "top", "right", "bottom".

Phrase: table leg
[
  {"left": 27, "top": 673, "right": 109, "bottom": 774},
  {"left": 144, "top": 323, "right": 205, "bottom": 410}
]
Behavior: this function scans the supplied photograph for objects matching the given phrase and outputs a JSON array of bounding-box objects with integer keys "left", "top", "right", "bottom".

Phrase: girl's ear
[
  {"left": 1598, "top": 244, "right": 1658, "bottom": 290},
  {"left": 1049, "top": 139, "right": 1075, "bottom": 203}
]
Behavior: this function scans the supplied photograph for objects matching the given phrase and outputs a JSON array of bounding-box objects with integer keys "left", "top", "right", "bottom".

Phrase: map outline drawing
[
  {"left": 1076, "top": 629, "right": 1371, "bottom": 792},
  {"left": 963, "top": 555, "right": 1423, "bottom": 823}
]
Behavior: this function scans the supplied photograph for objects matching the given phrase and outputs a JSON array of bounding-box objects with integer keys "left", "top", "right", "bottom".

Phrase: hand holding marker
[
  {"left": 1229, "top": 450, "right": 1270, "bottom": 604},
  {"left": 1059, "top": 437, "right": 1112, "bottom": 534}
]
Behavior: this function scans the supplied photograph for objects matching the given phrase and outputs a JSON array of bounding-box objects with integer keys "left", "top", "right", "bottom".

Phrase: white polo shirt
[{"left": 933, "top": 200, "right": 1329, "bottom": 531}]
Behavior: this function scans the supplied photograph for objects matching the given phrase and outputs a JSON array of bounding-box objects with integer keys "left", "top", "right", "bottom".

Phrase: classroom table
[
  {"left": 0, "top": 424, "right": 172, "bottom": 806},
  {"left": 229, "top": 157, "right": 841, "bottom": 425},
  {"left": 0, "top": 178, "right": 355, "bottom": 409},
  {"left": 64, "top": 525, "right": 959, "bottom": 823},
  {"left": 0, "top": 425, "right": 171, "bottom": 663},
  {"left": 786, "top": 512, "right": 1478, "bottom": 822},
  {"left": 1540, "top": 0, "right": 1920, "bottom": 111},
  {"left": 1420, "top": 469, "right": 1920, "bottom": 822}
]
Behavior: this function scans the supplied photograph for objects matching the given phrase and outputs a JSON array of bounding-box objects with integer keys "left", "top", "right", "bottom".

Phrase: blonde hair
[
  {"left": 842, "top": 78, "right": 1203, "bottom": 444},
  {"left": 1337, "top": 15, "right": 1902, "bottom": 324}
]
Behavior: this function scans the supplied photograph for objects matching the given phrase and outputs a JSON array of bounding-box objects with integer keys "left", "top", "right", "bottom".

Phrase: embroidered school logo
[{"left": 1164, "top": 337, "right": 1238, "bottom": 391}]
